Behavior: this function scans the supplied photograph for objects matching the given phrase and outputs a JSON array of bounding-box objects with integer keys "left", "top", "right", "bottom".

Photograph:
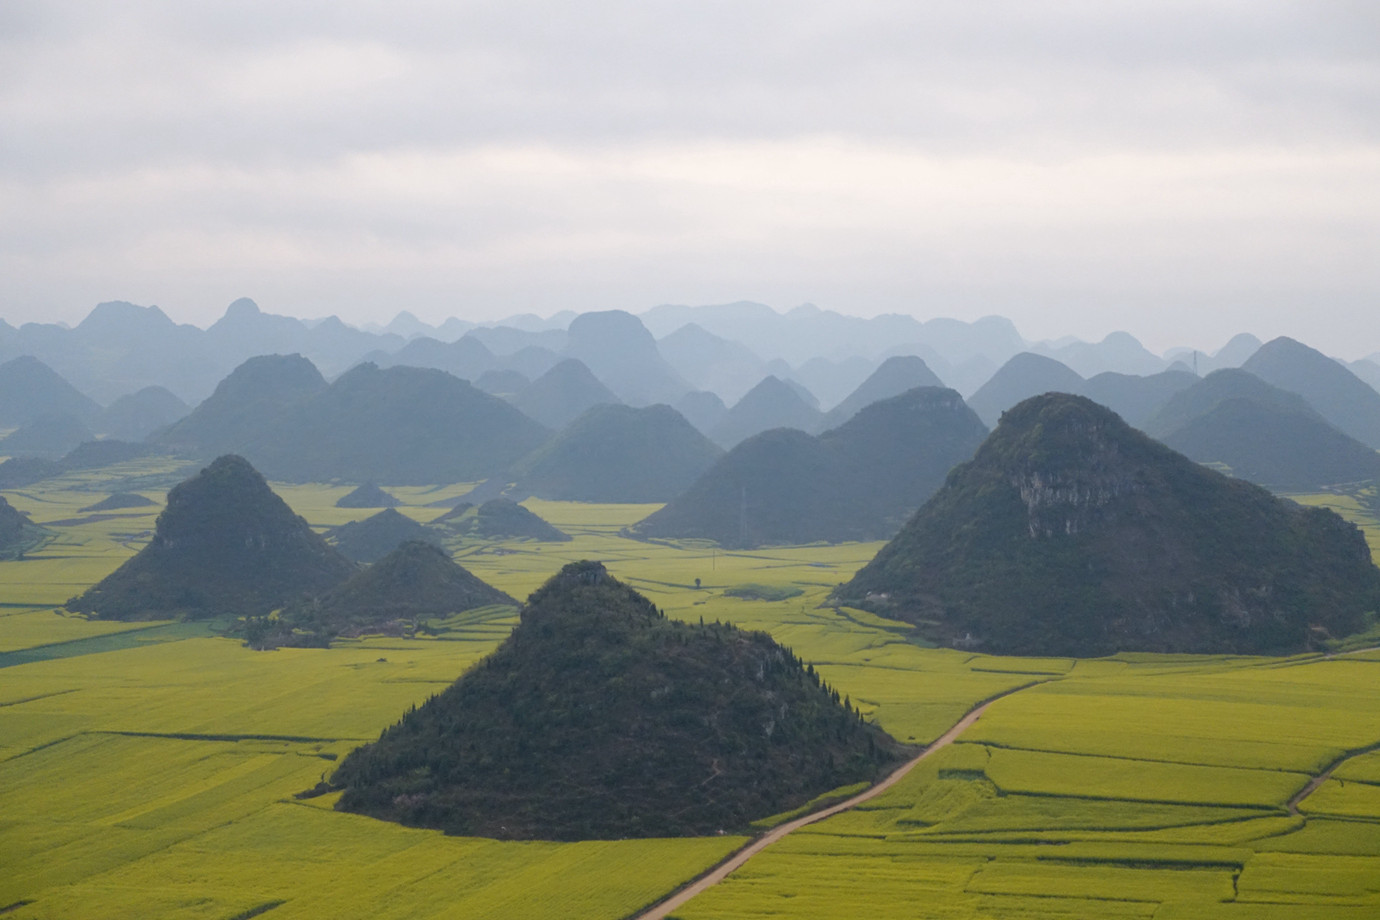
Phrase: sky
[{"left": 2, "top": 1, "right": 1378, "bottom": 357}]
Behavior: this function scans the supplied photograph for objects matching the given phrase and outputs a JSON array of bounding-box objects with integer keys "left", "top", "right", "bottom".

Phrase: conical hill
[
  {"left": 251, "top": 541, "right": 517, "bottom": 647},
  {"left": 67, "top": 455, "right": 356, "bottom": 620},
  {"left": 709, "top": 375, "right": 822, "bottom": 449},
  {"left": 834, "top": 393, "right": 1380, "bottom": 656},
  {"left": 633, "top": 387, "right": 987, "bottom": 547},
  {"left": 432, "top": 498, "right": 570, "bottom": 542},
  {"left": 327, "top": 508, "right": 439, "bottom": 563},
  {"left": 511, "top": 403, "right": 721, "bottom": 503},
  {"left": 331, "top": 561, "right": 903, "bottom": 840},
  {"left": 0, "top": 496, "right": 51, "bottom": 560},
  {"left": 335, "top": 481, "right": 400, "bottom": 508},
  {"left": 509, "top": 358, "right": 621, "bottom": 430},
  {"left": 817, "top": 355, "right": 944, "bottom": 430}
]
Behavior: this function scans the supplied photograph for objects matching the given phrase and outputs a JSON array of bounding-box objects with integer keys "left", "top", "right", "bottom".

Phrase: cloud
[{"left": 1, "top": 1, "right": 1378, "bottom": 356}]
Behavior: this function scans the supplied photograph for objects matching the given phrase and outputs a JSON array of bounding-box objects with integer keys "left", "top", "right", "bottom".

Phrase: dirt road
[{"left": 630, "top": 691, "right": 1017, "bottom": 920}]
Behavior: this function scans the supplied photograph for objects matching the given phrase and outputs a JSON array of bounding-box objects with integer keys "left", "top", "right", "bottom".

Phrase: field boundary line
[{"left": 627, "top": 682, "right": 1042, "bottom": 920}]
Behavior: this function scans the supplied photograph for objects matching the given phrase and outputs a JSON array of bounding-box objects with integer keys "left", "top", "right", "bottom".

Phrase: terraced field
[{"left": 2, "top": 462, "right": 1378, "bottom": 917}]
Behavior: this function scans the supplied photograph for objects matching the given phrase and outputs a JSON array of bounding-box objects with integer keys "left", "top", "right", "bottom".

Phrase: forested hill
[
  {"left": 331, "top": 561, "right": 903, "bottom": 840},
  {"left": 835, "top": 393, "right": 1380, "bottom": 657},
  {"left": 632, "top": 386, "right": 987, "bottom": 547},
  {"left": 67, "top": 455, "right": 356, "bottom": 620}
]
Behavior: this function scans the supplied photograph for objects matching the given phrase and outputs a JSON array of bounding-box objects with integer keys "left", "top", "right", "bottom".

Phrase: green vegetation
[
  {"left": 433, "top": 497, "right": 571, "bottom": 542},
  {"left": 509, "top": 357, "right": 621, "bottom": 430},
  {"left": 0, "top": 494, "right": 52, "bottom": 559},
  {"left": 510, "top": 402, "right": 722, "bottom": 502},
  {"left": 155, "top": 357, "right": 552, "bottom": 485},
  {"left": 838, "top": 393, "right": 1380, "bottom": 656},
  {"left": 634, "top": 387, "right": 987, "bottom": 547},
  {"left": 66, "top": 455, "right": 356, "bottom": 620},
  {"left": 327, "top": 507, "right": 439, "bottom": 563},
  {"left": 1145, "top": 369, "right": 1380, "bottom": 490},
  {"left": 2, "top": 455, "right": 1378, "bottom": 917},
  {"left": 247, "top": 541, "right": 517, "bottom": 648},
  {"left": 334, "top": 481, "right": 399, "bottom": 508},
  {"left": 332, "top": 561, "right": 904, "bottom": 839},
  {"left": 78, "top": 491, "right": 157, "bottom": 513},
  {"left": 246, "top": 362, "right": 550, "bottom": 484},
  {"left": 723, "top": 583, "right": 804, "bottom": 601}
]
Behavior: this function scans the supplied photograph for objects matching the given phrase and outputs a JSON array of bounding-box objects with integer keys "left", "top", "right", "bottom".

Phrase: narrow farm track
[
  {"left": 1288, "top": 740, "right": 1380, "bottom": 815},
  {"left": 629, "top": 687, "right": 1028, "bottom": 920}
]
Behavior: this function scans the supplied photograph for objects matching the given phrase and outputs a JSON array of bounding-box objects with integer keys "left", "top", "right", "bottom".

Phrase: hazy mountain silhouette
[
  {"left": 817, "top": 356, "right": 944, "bottom": 431},
  {"left": 561, "top": 310, "right": 690, "bottom": 406},
  {"left": 1142, "top": 369, "right": 1317, "bottom": 439},
  {"left": 67, "top": 455, "right": 355, "bottom": 620},
  {"left": 378, "top": 334, "right": 496, "bottom": 381},
  {"left": 509, "top": 358, "right": 621, "bottom": 430},
  {"left": 673, "top": 390, "right": 728, "bottom": 435},
  {"left": 0, "top": 458, "right": 63, "bottom": 489},
  {"left": 335, "top": 482, "right": 400, "bottom": 508},
  {"left": 465, "top": 325, "right": 568, "bottom": 356},
  {"left": 152, "top": 354, "right": 327, "bottom": 457},
  {"left": 79, "top": 492, "right": 157, "bottom": 513},
  {"left": 640, "top": 303, "right": 1024, "bottom": 371},
  {"left": 61, "top": 439, "right": 154, "bottom": 469},
  {"left": 1033, "top": 331, "right": 1167, "bottom": 378},
  {"left": 1164, "top": 398, "right": 1380, "bottom": 490},
  {"left": 790, "top": 356, "right": 877, "bottom": 411},
  {"left": 1141, "top": 369, "right": 1380, "bottom": 490},
  {"left": 331, "top": 560, "right": 901, "bottom": 840},
  {"left": 1197, "top": 333, "right": 1263, "bottom": 374},
  {"left": 206, "top": 298, "right": 402, "bottom": 379},
  {"left": 0, "top": 414, "right": 93, "bottom": 459},
  {"left": 835, "top": 394, "right": 1380, "bottom": 656},
  {"left": 328, "top": 508, "right": 440, "bottom": 563},
  {"left": 0, "top": 496, "right": 50, "bottom": 559},
  {"left": 1348, "top": 358, "right": 1380, "bottom": 395},
  {"left": 432, "top": 498, "right": 571, "bottom": 542},
  {"left": 1243, "top": 337, "right": 1380, "bottom": 448},
  {"left": 635, "top": 387, "right": 988, "bottom": 547},
  {"left": 966, "top": 352, "right": 1084, "bottom": 427},
  {"left": 1075, "top": 369, "right": 1198, "bottom": 430},
  {"left": 245, "top": 363, "right": 551, "bottom": 485},
  {"left": 100, "top": 386, "right": 189, "bottom": 441},
  {"left": 709, "top": 375, "right": 824, "bottom": 449},
  {"left": 657, "top": 323, "right": 770, "bottom": 404},
  {"left": 474, "top": 368, "right": 530, "bottom": 397},
  {"left": 512, "top": 404, "right": 721, "bottom": 503},
  {"left": 0, "top": 356, "right": 102, "bottom": 427}
]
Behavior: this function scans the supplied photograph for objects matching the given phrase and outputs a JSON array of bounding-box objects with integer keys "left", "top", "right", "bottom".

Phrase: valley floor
[{"left": 1, "top": 462, "right": 1378, "bottom": 918}]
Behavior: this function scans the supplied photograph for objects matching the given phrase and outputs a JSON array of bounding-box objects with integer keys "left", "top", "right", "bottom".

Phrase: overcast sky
[{"left": 2, "top": 1, "right": 1378, "bottom": 357}]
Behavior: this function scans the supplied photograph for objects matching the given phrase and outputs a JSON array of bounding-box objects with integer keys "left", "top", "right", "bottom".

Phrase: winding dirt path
[{"left": 630, "top": 689, "right": 1022, "bottom": 920}]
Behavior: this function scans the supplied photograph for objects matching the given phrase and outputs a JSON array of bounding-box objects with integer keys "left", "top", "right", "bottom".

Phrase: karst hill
[
  {"left": 834, "top": 393, "right": 1380, "bottom": 657},
  {"left": 330, "top": 561, "right": 902, "bottom": 840},
  {"left": 633, "top": 386, "right": 988, "bottom": 547},
  {"left": 510, "top": 403, "right": 722, "bottom": 503},
  {"left": 0, "top": 497, "right": 50, "bottom": 560},
  {"left": 432, "top": 498, "right": 570, "bottom": 542},
  {"left": 67, "top": 455, "right": 356, "bottom": 620},
  {"left": 249, "top": 540, "right": 516, "bottom": 648}
]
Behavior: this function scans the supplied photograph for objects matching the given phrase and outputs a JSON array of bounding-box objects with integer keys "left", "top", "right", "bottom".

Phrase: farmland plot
[{"left": 2, "top": 464, "right": 1378, "bottom": 918}]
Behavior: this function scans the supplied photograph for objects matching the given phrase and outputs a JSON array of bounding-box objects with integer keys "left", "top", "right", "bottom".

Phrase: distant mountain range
[{"left": 5, "top": 297, "right": 1340, "bottom": 414}]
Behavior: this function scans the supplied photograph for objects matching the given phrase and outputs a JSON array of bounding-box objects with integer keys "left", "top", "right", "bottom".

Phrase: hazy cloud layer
[{"left": 2, "top": 1, "right": 1378, "bottom": 355}]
